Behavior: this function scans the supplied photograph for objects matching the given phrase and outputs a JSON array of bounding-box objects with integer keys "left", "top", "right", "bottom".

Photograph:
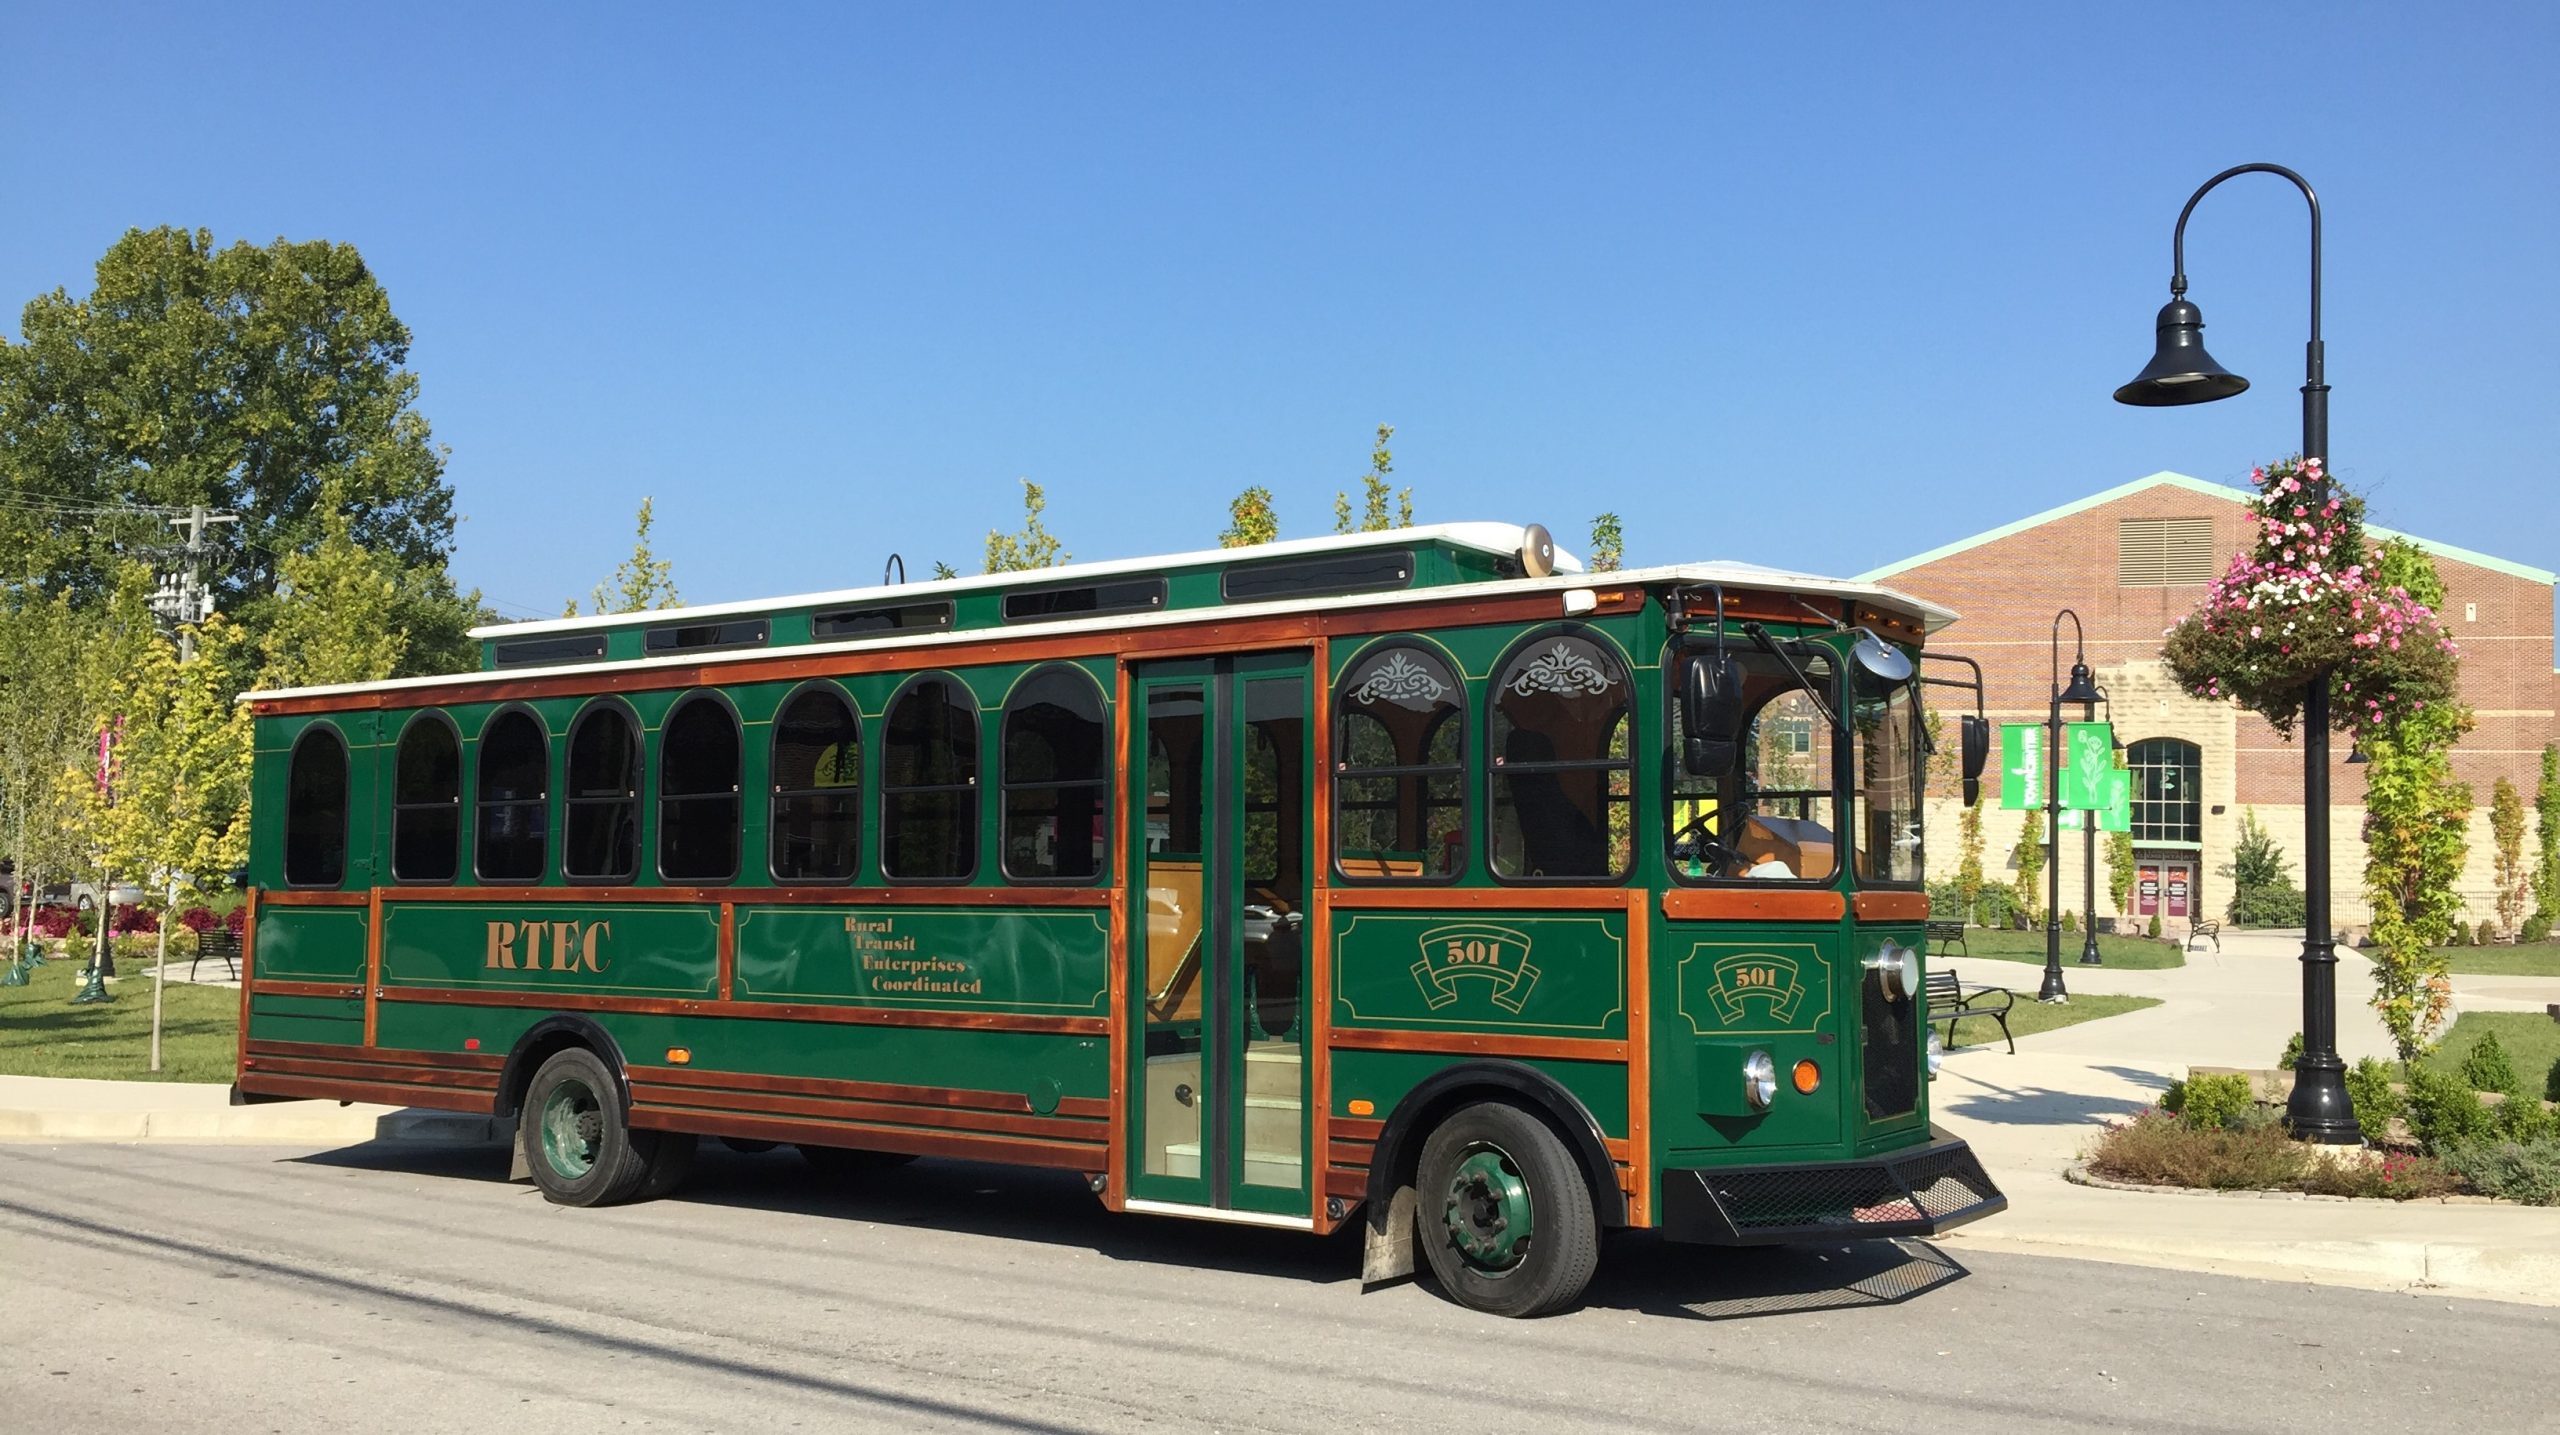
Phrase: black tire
[
  {"left": 1414, "top": 1102, "right": 1599, "bottom": 1318},
  {"left": 636, "top": 1132, "right": 698, "bottom": 1200},
  {"left": 521, "top": 1047, "right": 660, "bottom": 1207},
  {"left": 797, "top": 1143, "right": 919, "bottom": 1179}
]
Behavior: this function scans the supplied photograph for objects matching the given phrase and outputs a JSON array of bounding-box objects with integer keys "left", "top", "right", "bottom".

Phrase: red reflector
[{"left": 464, "top": 1038, "right": 480, "bottom": 1051}]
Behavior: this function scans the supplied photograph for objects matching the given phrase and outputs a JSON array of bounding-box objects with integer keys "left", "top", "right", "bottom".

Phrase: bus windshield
[
  {"left": 1851, "top": 669, "right": 1924, "bottom": 886},
  {"left": 1666, "top": 649, "right": 1837, "bottom": 883}
]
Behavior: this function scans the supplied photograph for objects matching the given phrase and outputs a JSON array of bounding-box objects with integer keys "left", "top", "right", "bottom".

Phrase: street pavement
[{"left": 5, "top": 1140, "right": 2555, "bottom": 1434}]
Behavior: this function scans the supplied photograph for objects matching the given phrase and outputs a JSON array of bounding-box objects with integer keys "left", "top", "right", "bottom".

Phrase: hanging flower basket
[{"left": 2160, "top": 459, "right": 2459, "bottom": 736}]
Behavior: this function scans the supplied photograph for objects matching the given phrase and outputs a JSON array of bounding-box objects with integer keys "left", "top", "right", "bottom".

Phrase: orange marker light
[
  {"left": 1347, "top": 1098, "right": 1375, "bottom": 1117},
  {"left": 1792, "top": 1060, "right": 1821, "bottom": 1095},
  {"left": 666, "top": 1047, "right": 692, "bottom": 1065}
]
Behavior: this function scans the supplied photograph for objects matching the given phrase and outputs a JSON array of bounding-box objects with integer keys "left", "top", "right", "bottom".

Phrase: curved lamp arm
[{"left": 2167, "top": 163, "right": 2327, "bottom": 466}]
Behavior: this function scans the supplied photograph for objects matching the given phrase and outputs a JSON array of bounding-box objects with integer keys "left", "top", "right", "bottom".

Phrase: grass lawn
[
  {"left": 0, "top": 953, "right": 239, "bottom": 1083},
  {"left": 2420, "top": 1012, "right": 2560, "bottom": 1095},
  {"left": 2407, "top": 939, "right": 2560, "bottom": 978},
  {"left": 1936, "top": 927, "right": 2185, "bottom": 970},
  {"left": 1945, "top": 993, "right": 2161, "bottom": 1051}
]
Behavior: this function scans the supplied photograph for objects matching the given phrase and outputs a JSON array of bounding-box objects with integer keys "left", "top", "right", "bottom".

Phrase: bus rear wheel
[
  {"left": 522, "top": 1047, "right": 681, "bottom": 1207},
  {"left": 1415, "top": 1102, "right": 1598, "bottom": 1318}
]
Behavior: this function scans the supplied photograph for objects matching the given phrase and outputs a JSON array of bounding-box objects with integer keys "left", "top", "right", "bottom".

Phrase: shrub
[
  {"left": 225, "top": 905, "right": 247, "bottom": 935},
  {"left": 179, "top": 906, "right": 220, "bottom": 934},
  {"left": 2300, "top": 1149, "right": 2461, "bottom": 1201},
  {"left": 2147, "top": 913, "right": 2162, "bottom": 939},
  {"left": 2523, "top": 911, "right": 2554, "bottom": 944},
  {"left": 2442, "top": 1138, "right": 2560, "bottom": 1205},
  {"left": 32, "top": 906, "right": 76, "bottom": 938},
  {"left": 2460, "top": 1030, "right": 2520, "bottom": 1094},
  {"left": 109, "top": 903, "right": 158, "bottom": 935},
  {"left": 2452, "top": 920, "right": 2472, "bottom": 946},
  {"left": 1973, "top": 885, "right": 2015, "bottom": 930},
  {"left": 2345, "top": 1056, "right": 2407, "bottom": 1136},
  {"left": 2547, "top": 1057, "right": 2560, "bottom": 1106},
  {"left": 2088, "top": 1111, "right": 2309, "bottom": 1190},
  {"left": 2491, "top": 1092, "right": 2555, "bottom": 1144},
  {"left": 2061, "top": 909, "right": 2078, "bottom": 933},
  {"left": 2406, "top": 1062, "right": 2495, "bottom": 1154},
  {"left": 2278, "top": 1031, "right": 2304, "bottom": 1071},
  {"left": 2229, "top": 883, "right": 2308, "bottom": 928},
  {"left": 2163, "top": 1072, "right": 2258, "bottom": 1132}
]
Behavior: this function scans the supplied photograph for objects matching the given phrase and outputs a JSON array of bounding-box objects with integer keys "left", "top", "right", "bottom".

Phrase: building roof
[{"left": 1855, "top": 471, "right": 2557, "bottom": 587}]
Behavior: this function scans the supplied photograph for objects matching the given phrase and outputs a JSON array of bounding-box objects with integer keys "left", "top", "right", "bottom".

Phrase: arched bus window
[
  {"left": 391, "top": 712, "right": 461, "bottom": 884},
  {"left": 563, "top": 700, "right": 641, "bottom": 883},
  {"left": 1487, "top": 629, "right": 1631, "bottom": 882},
  {"left": 283, "top": 725, "right": 349, "bottom": 888},
  {"left": 476, "top": 708, "right": 549, "bottom": 882},
  {"left": 882, "top": 674, "right": 978, "bottom": 882},
  {"left": 770, "top": 685, "right": 862, "bottom": 882},
  {"left": 1664, "top": 646, "right": 1837, "bottom": 884},
  {"left": 658, "top": 693, "right": 741, "bottom": 883},
  {"left": 1334, "top": 643, "right": 1465, "bottom": 881},
  {"left": 1000, "top": 666, "right": 1107, "bottom": 882}
]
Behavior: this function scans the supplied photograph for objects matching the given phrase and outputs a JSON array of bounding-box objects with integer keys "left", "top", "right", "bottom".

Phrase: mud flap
[
  {"left": 1360, "top": 1185, "right": 1418, "bottom": 1286},
  {"left": 508, "top": 1131, "right": 532, "bottom": 1183}
]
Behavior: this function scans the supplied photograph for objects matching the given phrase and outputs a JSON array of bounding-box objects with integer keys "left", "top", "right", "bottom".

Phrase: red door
[
  {"left": 2165, "top": 863, "right": 2192, "bottom": 920},
  {"left": 2136, "top": 864, "right": 2161, "bottom": 917}
]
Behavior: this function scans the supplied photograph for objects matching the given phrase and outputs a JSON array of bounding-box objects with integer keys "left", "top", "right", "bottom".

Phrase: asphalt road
[{"left": 3, "top": 1141, "right": 2552, "bottom": 1434}]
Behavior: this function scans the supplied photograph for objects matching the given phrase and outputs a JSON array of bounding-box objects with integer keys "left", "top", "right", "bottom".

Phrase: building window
[
  {"left": 1488, "top": 629, "right": 1632, "bottom": 882},
  {"left": 391, "top": 714, "right": 461, "bottom": 884},
  {"left": 2117, "top": 517, "right": 2216, "bottom": 586},
  {"left": 658, "top": 695, "right": 741, "bottom": 883},
  {"left": 770, "top": 686, "right": 862, "bottom": 882},
  {"left": 2128, "top": 737, "right": 2202, "bottom": 843},
  {"left": 284, "top": 726, "right": 349, "bottom": 888},
  {"left": 1334, "top": 643, "right": 1464, "bottom": 881},
  {"left": 1000, "top": 666, "right": 1108, "bottom": 883},
  {"left": 882, "top": 674, "right": 978, "bottom": 881},
  {"left": 563, "top": 702, "right": 641, "bottom": 882},
  {"left": 476, "top": 709, "right": 549, "bottom": 882}
]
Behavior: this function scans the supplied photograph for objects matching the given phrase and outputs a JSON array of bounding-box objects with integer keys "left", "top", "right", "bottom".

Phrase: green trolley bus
[{"left": 235, "top": 521, "right": 2003, "bottom": 1316}]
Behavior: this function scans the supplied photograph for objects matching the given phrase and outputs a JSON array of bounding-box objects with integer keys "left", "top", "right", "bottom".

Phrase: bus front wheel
[
  {"left": 522, "top": 1047, "right": 686, "bottom": 1207},
  {"left": 1415, "top": 1102, "right": 1599, "bottom": 1318}
]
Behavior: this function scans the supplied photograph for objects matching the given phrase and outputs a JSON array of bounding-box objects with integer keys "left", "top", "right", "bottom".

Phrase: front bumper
[{"left": 1657, "top": 1129, "right": 2006, "bottom": 1246}]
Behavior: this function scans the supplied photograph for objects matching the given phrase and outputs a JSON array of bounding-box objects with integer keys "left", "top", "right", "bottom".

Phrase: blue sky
[{"left": 4, "top": 4, "right": 2554, "bottom": 621}]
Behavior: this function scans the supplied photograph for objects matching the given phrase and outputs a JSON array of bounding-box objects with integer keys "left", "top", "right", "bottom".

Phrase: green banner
[
  {"left": 2059, "top": 808, "right": 2085, "bottom": 831},
  {"left": 2061, "top": 721, "right": 2115, "bottom": 810},
  {"left": 2099, "top": 769, "right": 2133, "bottom": 832},
  {"left": 1999, "top": 723, "right": 2044, "bottom": 810}
]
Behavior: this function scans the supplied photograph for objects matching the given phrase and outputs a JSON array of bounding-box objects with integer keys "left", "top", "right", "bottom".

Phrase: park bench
[
  {"left": 1924, "top": 965, "right": 2015, "bottom": 1055},
  {"left": 1924, "top": 919, "right": 1968, "bottom": 959},
  {"left": 190, "top": 927, "right": 240, "bottom": 982},
  {"left": 2186, "top": 919, "right": 2221, "bottom": 953}
]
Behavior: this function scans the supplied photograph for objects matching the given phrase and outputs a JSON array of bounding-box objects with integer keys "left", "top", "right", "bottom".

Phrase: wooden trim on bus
[
  {"left": 629, "top": 1079, "right": 1100, "bottom": 1143},
  {"left": 242, "top": 1053, "right": 504, "bottom": 1092},
  {"left": 1330, "top": 1116, "right": 1385, "bottom": 1144},
  {"left": 625, "top": 1106, "right": 1104, "bottom": 1173},
  {"left": 1307, "top": 633, "right": 1332, "bottom": 1227},
  {"left": 234, "top": 1072, "right": 496, "bottom": 1115},
  {"left": 630, "top": 1061, "right": 1109, "bottom": 1121},
  {"left": 1853, "top": 891, "right": 1930, "bottom": 922},
  {"left": 1104, "top": 659, "right": 1133, "bottom": 1213},
  {"left": 365, "top": 983, "right": 1108, "bottom": 1035},
  {"left": 1659, "top": 888, "right": 1848, "bottom": 922},
  {"left": 235, "top": 888, "right": 260, "bottom": 1085},
  {"left": 1624, "top": 887, "right": 1650, "bottom": 1228},
  {"left": 715, "top": 900, "right": 736, "bottom": 1001},
  {"left": 246, "top": 1037, "right": 504, "bottom": 1072},
  {"left": 257, "top": 890, "right": 370, "bottom": 907},
  {"left": 363, "top": 888, "right": 384, "bottom": 1048},
  {"left": 1326, "top": 887, "right": 1630, "bottom": 912},
  {"left": 1325, "top": 1027, "right": 1628, "bottom": 1062},
  {"left": 247, "top": 978, "right": 363, "bottom": 1000}
]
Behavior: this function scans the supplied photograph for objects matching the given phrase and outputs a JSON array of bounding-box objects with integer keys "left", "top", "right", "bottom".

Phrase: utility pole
[{"left": 159, "top": 504, "right": 239, "bottom": 659}]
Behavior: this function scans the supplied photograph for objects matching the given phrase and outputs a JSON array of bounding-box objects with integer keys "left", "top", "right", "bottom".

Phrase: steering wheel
[{"left": 1669, "top": 812, "right": 1738, "bottom": 875}]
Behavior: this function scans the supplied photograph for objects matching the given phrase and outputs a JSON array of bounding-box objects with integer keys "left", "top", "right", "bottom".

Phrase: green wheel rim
[
  {"left": 1442, "top": 1144, "right": 1535, "bottom": 1273},
  {"left": 540, "top": 1077, "right": 604, "bottom": 1180}
]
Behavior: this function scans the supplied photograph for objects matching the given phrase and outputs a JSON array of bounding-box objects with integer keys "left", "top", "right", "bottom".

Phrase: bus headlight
[
  {"left": 1926, "top": 1029, "right": 1945, "bottom": 1080},
  {"left": 1743, "top": 1050, "right": 1778, "bottom": 1111},
  {"left": 1866, "top": 940, "right": 1921, "bottom": 1002}
]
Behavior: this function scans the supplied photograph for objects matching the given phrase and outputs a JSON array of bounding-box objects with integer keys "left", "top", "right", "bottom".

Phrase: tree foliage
[
  {"left": 0, "top": 226, "right": 474, "bottom": 662},
  {"left": 1334, "top": 425, "right": 1411, "bottom": 534},
  {"left": 1220, "top": 487, "right": 1279, "bottom": 549},
  {"left": 1587, "top": 513, "right": 1623, "bottom": 574},
  {"left": 2491, "top": 777, "right": 2529, "bottom": 940},
  {"left": 2220, "top": 808, "right": 2306, "bottom": 927},
  {"left": 1956, "top": 803, "right": 1987, "bottom": 925},
  {"left": 2105, "top": 830, "right": 2136, "bottom": 916},
  {"left": 985, "top": 481, "right": 1067, "bottom": 573},
  {"left": 0, "top": 594, "right": 95, "bottom": 905},
  {"left": 2010, "top": 823, "right": 2045, "bottom": 929},
  {"left": 2363, "top": 696, "right": 2472, "bottom": 1060},
  {"left": 2535, "top": 744, "right": 2560, "bottom": 925},
  {"left": 259, "top": 479, "right": 406, "bottom": 690},
  {"left": 583, "top": 497, "right": 679, "bottom": 614}
]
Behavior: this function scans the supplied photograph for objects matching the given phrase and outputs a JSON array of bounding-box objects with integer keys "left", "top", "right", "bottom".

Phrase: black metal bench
[
  {"left": 1924, "top": 966, "right": 2015, "bottom": 1055},
  {"left": 190, "top": 927, "right": 240, "bottom": 981},
  {"left": 1924, "top": 919, "right": 1968, "bottom": 959},
  {"left": 2186, "top": 919, "right": 2221, "bottom": 953}
]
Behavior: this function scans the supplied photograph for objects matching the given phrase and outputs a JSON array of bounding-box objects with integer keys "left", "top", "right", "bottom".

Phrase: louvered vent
[{"left": 2117, "top": 517, "right": 2216, "bottom": 586}]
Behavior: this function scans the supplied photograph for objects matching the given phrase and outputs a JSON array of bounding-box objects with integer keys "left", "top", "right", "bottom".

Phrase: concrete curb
[
  {"left": 2062, "top": 1160, "right": 2508, "bottom": 1206},
  {"left": 0, "top": 1104, "right": 513, "bottom": 1146}
]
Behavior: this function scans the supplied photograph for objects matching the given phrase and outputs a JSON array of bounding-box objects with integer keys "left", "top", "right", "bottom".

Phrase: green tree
[
  {"left": 0, "top": 594, "right": 95, "bottom": 943},
  {"left": 2491, "top": 776, "right": 2528, "bottom": 940},
  {"left": 0, "top": 226, "right": 471, "bottom": 661},
  {"left": 2106, "top": 830, "right": 2136, "bottom": 917},
  {"left": 2534, "top": 743, "right": 2559, "bottom": 924},
  {"left": 1956, "top": 804, "right": 1987, "bottom": 925},
  {"left": 1220, "top": 487, "right": 1279, "bottom": 549},
  {"left": 60, "top": 565, "right": 167, "bottom": 977},
  {"left": 2361, "top": 541, "right": 2472, "bottom": 1060},
  {"left": 1334, "top": 425, "right": 1410, "bottom": 534},
  {"left": 583, "top": 497, "right": 679, "bottom": 614},
  {"left": 985, "top": 480, "right": 1067, "bottom": 573},
  {"left": 2010, "top": 823, "right": 2045, "bottom": 929},
  {"left": 1587, "top": 513, "right": 1624, "bottom": 574},
  {"left": 2221, "top": 807, "right": 2306, "bottom": 927},
  {"left": 258, "top": 480, "right": 407, "bottom": 690}
]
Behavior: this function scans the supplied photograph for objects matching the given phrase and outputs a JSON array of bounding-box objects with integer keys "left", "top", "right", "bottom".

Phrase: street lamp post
[
  {"left": 2043, "top": 611, "right": 2102, "bottom": 1003},
  {"left": 2115, "top": 162, "right": 2359, "bottom": 1143}
]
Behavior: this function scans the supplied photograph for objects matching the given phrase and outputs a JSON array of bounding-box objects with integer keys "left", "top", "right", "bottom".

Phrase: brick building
[{"left": 1862, "top": 471, "right": 2559, "bottom": 934}]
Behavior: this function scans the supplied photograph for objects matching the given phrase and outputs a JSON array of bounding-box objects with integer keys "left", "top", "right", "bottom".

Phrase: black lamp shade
[
  {"left": 2059, "top": 662, "right": 2101, "bottom": 706},
  {"left": 2114, "top": 296, "right": 2250, "bottom": 407}
]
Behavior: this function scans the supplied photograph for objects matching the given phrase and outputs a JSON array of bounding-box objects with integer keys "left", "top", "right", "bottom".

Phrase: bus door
[{"left": 1124, "top": 652, "right": 1314, "bottom": 1218}]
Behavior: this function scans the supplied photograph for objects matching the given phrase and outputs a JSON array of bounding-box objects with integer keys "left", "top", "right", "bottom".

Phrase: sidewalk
[
  {"left": 0, "top": 1074, "right": 507, "bottom": 1144},
  {"left": 1931, "top": 927, "right": 2560, "bottom": 1306}
]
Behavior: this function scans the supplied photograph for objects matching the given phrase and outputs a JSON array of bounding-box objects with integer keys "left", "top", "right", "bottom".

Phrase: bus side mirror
[
  {"left": 1682, "top": 655, "right": 1746, "bottom": 777},
  {"left": 1960, "top": 715, "right": 1990, "bottom": 807}
]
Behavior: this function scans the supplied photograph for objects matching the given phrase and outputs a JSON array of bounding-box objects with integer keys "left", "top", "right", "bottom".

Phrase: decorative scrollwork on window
[
  {"left": 1507, "top": 640, "right": 1615, "bottom": 697},
  {"left": 1350, "top": 651, "right": 1451, "bottom": 705}
]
